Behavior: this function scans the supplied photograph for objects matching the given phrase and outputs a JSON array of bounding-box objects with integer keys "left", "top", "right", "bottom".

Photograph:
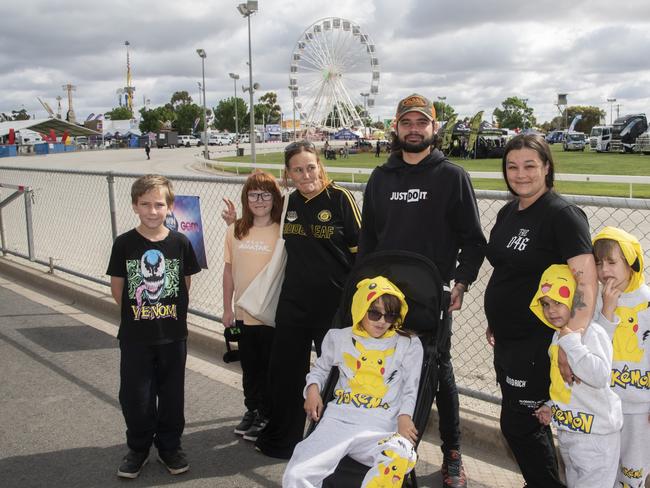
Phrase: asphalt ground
[{"left": 0, "top": 267, "right": 526, "bottom": 487}]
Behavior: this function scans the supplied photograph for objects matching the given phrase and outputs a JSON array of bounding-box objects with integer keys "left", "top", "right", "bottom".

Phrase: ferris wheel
[{"left": 289, "top": 17, "right": 380, "bottom": 131}]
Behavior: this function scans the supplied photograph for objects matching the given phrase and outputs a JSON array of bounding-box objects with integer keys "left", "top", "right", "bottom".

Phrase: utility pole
[
  {"left": 607, "top": 98, "right": 616, "bottom": 125},
  {"left": 62, "top": 84, "right": 76, "bottom": 123}
]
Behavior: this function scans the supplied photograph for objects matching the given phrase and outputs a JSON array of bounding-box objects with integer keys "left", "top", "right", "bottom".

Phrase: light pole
[
  {"left": 522, "top": 98, "right": 529, "bottom": 131},
  {"left": 196, "top": 48, "right": 209, "bottom": 160},
  {"left": 607, "top": 98, "right": 616, "bottom": 125},
  {"left": 288, "top": 86, "right": 297, "bottom": 141},
  {"left": 229, "top": 73, "right": 240, "bottom": 149},
  {"left": 360, "top": 92, "right": 369, "bottom": 137},
  {"left": 237, "top": 1, "right": 259, "bottom": 163},
  {"left": 437, "top": 96, "right": 446, "bottom": 124}
]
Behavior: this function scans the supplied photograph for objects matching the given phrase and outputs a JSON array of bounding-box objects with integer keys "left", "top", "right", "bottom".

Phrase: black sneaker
[
  {"left": 158, "top": 448, "right": 189, "bottom": 475},
  {"left": 117, "top": 449, "right": 149, "bottom": 479},
  {"left": 243, "top": 412, "right": 269, "bottom": 442},
  {"left": 234, "top": 410, "right": 256, "bottom": 435},
  {"left": 441, "top": 449, "right": 467, "bottom": 488}
]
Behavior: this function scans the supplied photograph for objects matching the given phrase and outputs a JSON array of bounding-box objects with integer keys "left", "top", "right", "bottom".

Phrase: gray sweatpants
[
  {"left": 617, "top": 413, "right": 650, "bottom": 488},
  {"left": 283, "top": 417, "right": 417, "bottom": 488},
  {"left": 557, "top": 429, "right": 620, "bottom": 488}
]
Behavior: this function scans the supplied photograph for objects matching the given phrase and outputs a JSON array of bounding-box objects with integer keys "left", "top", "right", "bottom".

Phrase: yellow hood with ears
[
  {"left": 593, "top": 226, "right": 644, "bottom": 293},
  {"left": 530, "top": 264, "right": 576, "bottom": 331},
  {"left": 351, "top": 276, "right": 408, "bottom": 336}
]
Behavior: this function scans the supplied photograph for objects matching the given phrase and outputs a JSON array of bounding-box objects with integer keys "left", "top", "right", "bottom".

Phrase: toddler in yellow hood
[
  {"left": 530, "top": 264, "right": 623, "bottom": 488},
  {"left": 283, "top": 276, "right": 422, "bottom": 488},
  {"left": 592, "top": 226, "right": 650, "bottom": 488}
]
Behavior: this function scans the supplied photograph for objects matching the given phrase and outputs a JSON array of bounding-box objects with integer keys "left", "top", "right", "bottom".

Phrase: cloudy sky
[{"left": 3, "top": 0, "right": 650, "bottom": 126}]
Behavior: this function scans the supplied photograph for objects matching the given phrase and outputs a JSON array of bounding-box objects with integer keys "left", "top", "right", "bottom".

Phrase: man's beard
[{"left": 399, "top": 133, "right": 435, "bottom": 153}]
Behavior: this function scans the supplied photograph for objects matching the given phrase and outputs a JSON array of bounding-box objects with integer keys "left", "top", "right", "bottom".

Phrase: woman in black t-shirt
[
  {"left": 221, "top": 141, "right": 361, "bottom": 459},
  {"left": 484, "top": 134, "right": 597, "bottom": 488}
]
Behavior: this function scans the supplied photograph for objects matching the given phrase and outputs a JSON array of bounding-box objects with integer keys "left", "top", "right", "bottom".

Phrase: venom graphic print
[{"left": 126, "top": 251, "right": 181, "bottom": 320}]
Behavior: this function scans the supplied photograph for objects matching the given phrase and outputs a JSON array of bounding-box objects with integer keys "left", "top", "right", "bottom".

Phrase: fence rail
[{"left": 3, "top": 165, "right": 650, "bottom": 404}]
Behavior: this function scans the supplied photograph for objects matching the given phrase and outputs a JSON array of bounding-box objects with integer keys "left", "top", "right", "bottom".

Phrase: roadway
[
  {"left": 0, "top": 261, "right": 525, "bottom": 487},
  {"left": 0, "top": 143, "right": 284, "bottom": 175}
]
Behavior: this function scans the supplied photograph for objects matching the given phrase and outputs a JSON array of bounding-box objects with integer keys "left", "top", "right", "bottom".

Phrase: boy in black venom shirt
[{"left": 107, "top": 175, "right": 200, "bottom": 479}]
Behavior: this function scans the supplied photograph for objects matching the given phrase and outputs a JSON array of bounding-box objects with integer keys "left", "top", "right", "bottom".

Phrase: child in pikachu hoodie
[
  {"left": 593, "top": 226, "right": 650, "bottom": 488},
  {"left": 530, "top": 264, "right": 622, "bottom": 488},
  {"left": 283, "top": 276, "right": 423, "bottom": 488}
]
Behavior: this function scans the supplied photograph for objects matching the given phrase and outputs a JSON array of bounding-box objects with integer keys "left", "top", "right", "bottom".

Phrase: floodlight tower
[
  {"left": 237, "top": 0, "right": 259, "bottom": 163},
  {"left": 55, "top": 96, "right": 63, "bottom": 119},
  {"left": 62, "top": 83, "right": 77, "bottom": 123},
  {"left": 557, "top": 93, "right": 568, "bottom": 129},
  {"left": 123, "top": 41, "right": 136, "bottom": 113}
]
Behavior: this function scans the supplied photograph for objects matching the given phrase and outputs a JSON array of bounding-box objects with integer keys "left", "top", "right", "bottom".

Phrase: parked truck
[
  {"left": 589, "top": 125, "right": 613, "bottom": 152},
  {"left": 156, "top": 130, "right": 178, "bottom": 148},
  {"left": 610, "top": 114, "right": 647, "bottom": 153},
  {"left": 636, "top": 130, "right": 650, "bottom": 155}
]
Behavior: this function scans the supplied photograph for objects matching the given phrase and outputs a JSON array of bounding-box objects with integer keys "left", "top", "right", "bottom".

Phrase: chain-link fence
[{"left": 3, "top": 165, "right": 650, "bottom": 403}]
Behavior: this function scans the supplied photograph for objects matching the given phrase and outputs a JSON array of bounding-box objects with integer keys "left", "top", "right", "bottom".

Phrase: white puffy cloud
[{"left": 2, "top": 0, "right": 649, "bottom": 124}]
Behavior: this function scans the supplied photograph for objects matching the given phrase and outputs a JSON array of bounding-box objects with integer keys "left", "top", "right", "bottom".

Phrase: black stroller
[{"left": 306, "top": 250, "right": 450, "bottom": 488}]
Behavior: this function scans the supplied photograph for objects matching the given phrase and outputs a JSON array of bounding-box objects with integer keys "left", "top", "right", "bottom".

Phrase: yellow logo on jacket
[
  {"left": 549, "top": 345, "right": 572, "bottom": 404},
  {"left": 612, "top": 303, "right": 647, "bottom": 362},
  {"left": 343, "top": 338, "right": 394, "bottom": 400},
  {"left": 317, "top": 209, "right": 331, "bottom": 222}
]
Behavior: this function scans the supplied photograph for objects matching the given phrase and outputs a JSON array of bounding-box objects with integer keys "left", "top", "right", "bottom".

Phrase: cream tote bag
[{"left": 236, "top": 192, "right": 289, "bottom": 327}]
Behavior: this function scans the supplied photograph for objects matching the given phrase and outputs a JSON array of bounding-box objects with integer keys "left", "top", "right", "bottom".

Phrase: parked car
[
  {"left": 239, "top": 133, "right": 250, "bottom": 143},
  {"left": 563, "top": 131, "right": 586, "bottom": 151},
  {"left": 208, "top": 133, "right": 233, "bottom": 146},
  {"left": 545, "top": 130, "right": 565, "bottom": 144},
  {"left": 74, "top": 136, "right": 89, "bottom": 149},
  {"left": 178, "top": 135, "right": 200, "bottom": 147}
]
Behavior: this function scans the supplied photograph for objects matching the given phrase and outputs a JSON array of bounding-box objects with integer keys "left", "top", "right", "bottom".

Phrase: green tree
[
  {"left": 355, "top": 104, "right": 373, "bottom": 128},
  {"left": 170, "top": 91, "right": 193, "bottom": 108},
  {"left": 214, "top": 97, "right": 248, "bottom": 132},
  {"left": 432, "top": 101, "right": 456, "bottom": 123},
  {"left": 324, "top": 104, "right": 364, "bottom": 128},
  {"left": 493, "top": 97, "right": 536, "bottom": 130},
  {"left": 139, "top": 108, "right": 161, "bottom": 133},
  {"left": 566, "top": 106, "right": 605, "bottom": 134},
  {"left": 138, "top": 106, "right": 176, "bottom": 133},
  {"left": 105, "top": 106, "right": 133, "bottom": 120},
  {"left": 173, "top": 103, "right": 203, "bottom": 135},
  {"left": 257, "top": 92, "right": 281, "bottom": 124}
]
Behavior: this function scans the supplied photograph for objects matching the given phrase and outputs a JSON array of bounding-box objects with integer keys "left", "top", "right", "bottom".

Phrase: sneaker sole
[
  {"left": 234, "top": 427, "right": 250, "bottom": 435},
  {"left": 117, "top": 458, "right": 148, "bottom": 478},
  {"left": 242, "top": 433, "right": 258, "bottom": 441},
  {"left": 157, "top": 456, "right": 189, "bottom": 475}
]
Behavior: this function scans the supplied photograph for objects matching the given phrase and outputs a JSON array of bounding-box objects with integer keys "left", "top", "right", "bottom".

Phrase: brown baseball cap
[{"left": 395, "top": 93, "right": 436, "bottom": 121}]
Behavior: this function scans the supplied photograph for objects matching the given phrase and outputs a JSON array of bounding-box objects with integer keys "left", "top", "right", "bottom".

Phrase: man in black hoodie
[{"left": 358, "top": 94, "right": 486, "bottom": 488}]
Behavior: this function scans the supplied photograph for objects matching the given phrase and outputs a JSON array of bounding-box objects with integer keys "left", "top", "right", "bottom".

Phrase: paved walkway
[{"left": 0, "top": 273, "right": 525, "bottom": 487}]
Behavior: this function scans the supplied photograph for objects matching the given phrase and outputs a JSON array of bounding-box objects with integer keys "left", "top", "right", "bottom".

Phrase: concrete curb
[{"left": 0, "top": 255, "right": 514, "bottom": 463}]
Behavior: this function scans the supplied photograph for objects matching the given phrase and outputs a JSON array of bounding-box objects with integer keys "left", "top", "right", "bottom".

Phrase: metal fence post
[
  {"left": 0, "top": 206, "right": 5, "bottom": 256},
  {"left": 24, "top": 187, "right": 35, "bottom": 261},
  {"left": 107, "top": 172, "right": 118, "bottom": 241}
]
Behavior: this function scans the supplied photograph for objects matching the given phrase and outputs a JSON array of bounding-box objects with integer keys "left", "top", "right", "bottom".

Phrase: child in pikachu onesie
[
  {"left": 592, "top": 227, "right": 650, "bottom": 488},
  {"left": 530, "top": 264, "right": 622, "bottom": 488},
  {"left": 283, "top": 276, "right": 423, "bottom": 488}
]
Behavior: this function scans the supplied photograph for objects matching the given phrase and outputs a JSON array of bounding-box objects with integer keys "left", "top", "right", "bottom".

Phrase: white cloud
[{"left": 2, "top": 0, "right": 650, "bottom": 125}]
